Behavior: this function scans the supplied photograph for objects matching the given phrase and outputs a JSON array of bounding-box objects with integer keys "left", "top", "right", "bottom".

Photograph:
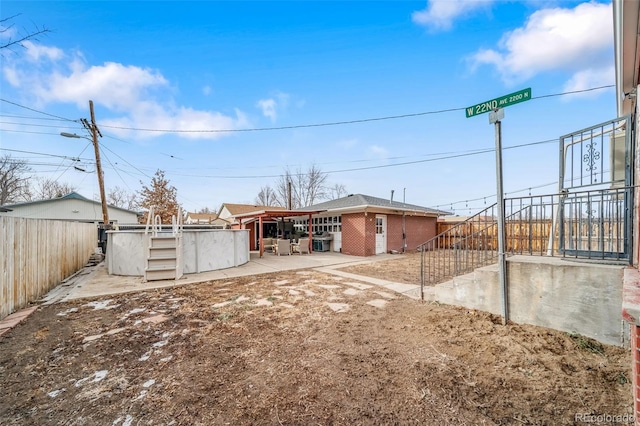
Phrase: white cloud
[
  {"left": 39, "top": 61, "right": 169, "bottom": 111},
  {"left": 256, "top": 98, "right": 277, "bottom": 122},
  {"left": 100, "top": 103, "right": 249, "bottom": 140},
  {"left": 562, "top": 65, "right": 615, "bottom": 98},
  {"left": 22, "top": 40, "right": 64, "bottom": 62},
  {"left": 256, "top": 91, "right": 291, "bottom": 123},
  {"left": 1, "top": 42, "right": 249, "bottom": 140},
  {"left": 412, "top": 0, "right": 494, "bottom": 31},
  {"left": 469, "top": 2, "right": 612, "bottom": 85}
]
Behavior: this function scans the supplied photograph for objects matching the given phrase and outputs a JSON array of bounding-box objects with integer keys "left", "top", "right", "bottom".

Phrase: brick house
[{"left": 298, "top": 194, "right": 450, "bottom": 257}]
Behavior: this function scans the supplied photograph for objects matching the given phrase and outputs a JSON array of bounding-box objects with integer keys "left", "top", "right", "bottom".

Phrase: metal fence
[
  {"left": 419, "top": 187, "right": 633, "bottom": 288},
  {"left": 0, "top": 217, "right": 97, "bottom": 319}
]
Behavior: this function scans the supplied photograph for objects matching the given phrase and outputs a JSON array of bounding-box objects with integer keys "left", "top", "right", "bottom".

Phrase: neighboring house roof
[
  {"left": 0, "top": 192, "right": 141, "bottom": 216},
  {"left": 299, "top": 194, "right": 451, "bottom": 216},
  {"left": 220, "top": 203, "right": 285, "bottom": 217},
  {"left": 186, "top": 212, "right": 219, "bottom": 222}
]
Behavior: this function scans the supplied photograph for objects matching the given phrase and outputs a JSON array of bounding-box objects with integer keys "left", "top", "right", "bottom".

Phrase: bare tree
[
  {"left": 0, "top": 155, "right": 32, "bottom": 205},
  {"left": 1, "top": 14, "right": 51, "bottom": 51},
  {"left": 138, "top": 170, "right": 181, "bottom": 224},
  {"left": 275, "top": 164, "right": 328, "bottom": 209},
  {"left": 28, "top": 177, "right": 77, "bottom": 200},
  {"left": 197, "top": 206, "right": 218, "bottom": 214},
  {"left": 255, "top": 185, "right": 280, "bottom": 206},
  {"left": 107, "top": 186, "right": 139, "bottom": 210},
  {"left": 328, "top": 183, "right": 348, "bottom": 200}
]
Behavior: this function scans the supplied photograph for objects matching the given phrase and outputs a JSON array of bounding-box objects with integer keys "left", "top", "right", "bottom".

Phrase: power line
[
  {"left": 94, "top": 85, "right": 614, "bottom": 134},
  {"left": 0, "top": 128, "right": 69, "bottom": 136},
  {"left": 0, "top": 98, "right": 78, "bottom": 122},
  {"left": 0, "top": 114, "right": 72, "bottom": 122},
  {"left": 0, "top": 147, "right": 92, "bottom": 161},
  {"left": 0, "top": 121, "right": 85, "bottom": 130}
]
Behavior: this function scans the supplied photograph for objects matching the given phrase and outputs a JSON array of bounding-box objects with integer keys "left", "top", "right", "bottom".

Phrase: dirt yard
[
  {"left": 0, "top": 264, "right": 632, "bottom": 425},
  {"left": 340, "top": 251, "right": 425, "bottom": 284}
]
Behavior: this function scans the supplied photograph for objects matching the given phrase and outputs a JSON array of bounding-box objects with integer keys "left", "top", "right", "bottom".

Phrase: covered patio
[{"left": 233, "top": 209, "right": 326, "bottom": 257}]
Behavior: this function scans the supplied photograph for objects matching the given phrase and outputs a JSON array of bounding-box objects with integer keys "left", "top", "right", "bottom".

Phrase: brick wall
[
  {"left": 341, "top": 213, "right": 438, "bottom": 256},
  {"left": 381, "top": 214, "right": 438, "bottom": 252},
  {"left": 341, "top": 213, "right": 376, "bottom": 257}
]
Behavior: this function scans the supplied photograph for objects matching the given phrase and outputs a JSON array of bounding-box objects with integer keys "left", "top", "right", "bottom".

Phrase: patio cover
[{"left": 232, "top": 209, "right": 326, "bottom": 257}]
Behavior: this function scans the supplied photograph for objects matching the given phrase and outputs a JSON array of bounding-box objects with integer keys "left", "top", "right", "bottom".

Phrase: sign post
[{"left": 466, "top": 88, "right": 531, "bottom": 325}]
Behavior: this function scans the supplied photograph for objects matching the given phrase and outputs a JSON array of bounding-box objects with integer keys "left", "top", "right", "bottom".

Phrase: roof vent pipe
[{"left": 390, "top": 190, "right": 394, "bottom": 204}]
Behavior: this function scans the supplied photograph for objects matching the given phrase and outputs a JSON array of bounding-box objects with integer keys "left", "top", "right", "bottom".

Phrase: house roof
[
  {"left": 614, "top": 0, "right": 640, "bottom": 116},
  {"left": 221, "top": 203, "right": 286, "bottom": 216},
  {"left": 186, "top": 212, "right": 219, "bottom": 221},
  {"left": 299, "top": 194, "right": 451, "bottom": 216},
  {"left": 1, "top": 191, "right": 141, "bottom": 215}
]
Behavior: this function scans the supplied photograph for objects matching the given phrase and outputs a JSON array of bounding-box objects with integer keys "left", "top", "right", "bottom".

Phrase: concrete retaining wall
[
  {"left": 434, "top": 255, "right": 625, "bottom": 346},
  {"left": 107, "top": 229, "right": 249, "bottom": 276}
]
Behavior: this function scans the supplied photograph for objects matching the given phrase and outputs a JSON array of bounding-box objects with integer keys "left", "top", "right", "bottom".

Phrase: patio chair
[
  {"left": 262, "top": 237, "right": 275, "bottom": 253},
  {"left": 276, "top": 239, "right": 291, "bottom": 256},
  {"left": 292, "top": 237, "right": 310, "bottom": 255}
]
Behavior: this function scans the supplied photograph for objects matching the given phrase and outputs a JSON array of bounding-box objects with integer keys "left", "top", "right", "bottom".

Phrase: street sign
[{"left": 465, "top": 88, "right": 531, "bottom": 118}]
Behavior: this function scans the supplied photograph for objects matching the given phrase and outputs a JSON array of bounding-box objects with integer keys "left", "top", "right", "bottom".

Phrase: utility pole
[{"left": 82, "top": 100, "right": 109, "bottom": 229}]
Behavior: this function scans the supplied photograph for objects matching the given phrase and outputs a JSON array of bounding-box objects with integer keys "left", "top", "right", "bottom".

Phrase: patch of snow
[
  {"left": 47, "top": 388, "right": 65, "bottom": 398},
  {"left": 160, "top": 355, "right": 173, "bottom": 362},
  {"left": 134, "top": 390, "right": 148, "bottom": 400},
  {"left": 273, "top": 280, "right": 289, "bottom": 286},
  {"left": 83, "top": 334, "right": 103, "bottom": 343},
  {"left": 86, "top": 300, "right": 118, "bottom": 310},
  {"left": 123, "top": 415, "right": 134, "bottom": 426},
  {"left": 152, "top": 340, "right": 168, "bottom": 348},
  {"left": 343, "top": 288, "right": 361, "bottom": 296},
  {"left": 94, "top": 370, "right": 108, "bottom": 382},
  {"left": 57, "top": 308, "right": 78, "bottom": 316},
  {"left": 288, "top": 289, "right": 300, "bottom": 296},
  {"left": 142, "top": 379, "right": 155, "bottom": 388},
  {"left": 212, "top": 301, "right": 232, "bottom": 308}
]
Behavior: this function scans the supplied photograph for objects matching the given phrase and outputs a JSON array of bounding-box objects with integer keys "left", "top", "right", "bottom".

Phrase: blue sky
[{"left": 0, "top": 1, "right": 616, "bottom": 215}]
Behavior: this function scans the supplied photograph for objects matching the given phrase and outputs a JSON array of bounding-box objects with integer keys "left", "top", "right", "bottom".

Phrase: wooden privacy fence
[
  {"left": 1, "top": 217, "right": 97, "bottom": 319},
  {"left": 437, "top": 218, "right": 625, "bottom": 255},
  {"left": 437, "top": 219, "right": 558, "bottom": 255}
]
